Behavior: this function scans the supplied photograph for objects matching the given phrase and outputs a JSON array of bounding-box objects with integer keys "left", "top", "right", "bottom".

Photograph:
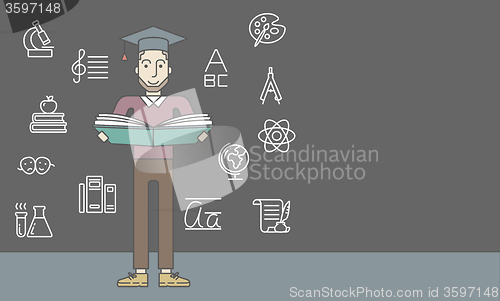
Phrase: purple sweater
[{"left": 113, "top": 96, "right": 194, "bottom": 159}]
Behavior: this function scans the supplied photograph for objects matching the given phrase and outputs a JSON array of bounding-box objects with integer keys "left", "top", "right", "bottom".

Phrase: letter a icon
[{"left": 204, "top": 49, "right": 227, "bottom": 72}]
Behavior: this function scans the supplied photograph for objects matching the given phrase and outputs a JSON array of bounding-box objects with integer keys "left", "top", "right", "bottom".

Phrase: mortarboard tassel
[{"left": 122, "top": 41, "right": 128, "bottom": 61}]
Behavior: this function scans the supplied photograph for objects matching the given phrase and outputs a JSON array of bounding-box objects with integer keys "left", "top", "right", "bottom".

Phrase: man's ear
[
  {"left": 135, "top": 67, "right": 138, "bottom": 74},
  {"left": 169, "top": 66, "right": 172, "bottom": 75}
]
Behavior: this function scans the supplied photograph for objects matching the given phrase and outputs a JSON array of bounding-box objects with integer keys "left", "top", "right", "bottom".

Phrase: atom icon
[{"left": 258, "top": 119, "right": 296, "bottom": 153}]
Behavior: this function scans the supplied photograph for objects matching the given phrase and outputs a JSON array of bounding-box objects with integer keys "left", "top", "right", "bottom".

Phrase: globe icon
[{"left": 218, "top": 143, "right": 249, "bottom": 181}]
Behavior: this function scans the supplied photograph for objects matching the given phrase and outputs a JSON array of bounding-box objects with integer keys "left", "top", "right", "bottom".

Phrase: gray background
[{"left": 1, "top": 0, "right": 499, "bottom": 252}]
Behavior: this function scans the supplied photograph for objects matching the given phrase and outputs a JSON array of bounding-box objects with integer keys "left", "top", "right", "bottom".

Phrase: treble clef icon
[{"left": 72, "top": 48, "right": 86, "bottom": 84}]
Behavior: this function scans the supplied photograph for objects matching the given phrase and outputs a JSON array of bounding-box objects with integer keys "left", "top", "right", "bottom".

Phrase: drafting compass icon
[
  {"left": 23, "top": 20, "right": 54, "bottom": 58},
  {"left": 260, "top": 67, "right": 282, "bottom": 104}
]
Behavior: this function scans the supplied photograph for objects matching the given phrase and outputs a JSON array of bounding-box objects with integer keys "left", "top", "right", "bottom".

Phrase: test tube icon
[{"left": 15, "top": 212, "right": 28, "bottom": 238}]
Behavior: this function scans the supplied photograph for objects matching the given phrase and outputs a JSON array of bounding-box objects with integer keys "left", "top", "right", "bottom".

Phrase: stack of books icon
[{"left": 30, "top": 110, "right": 67, "bottom": 133}]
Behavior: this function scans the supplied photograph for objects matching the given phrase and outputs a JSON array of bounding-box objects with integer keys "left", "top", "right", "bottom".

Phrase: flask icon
[
  {"left": 27, "top": 206, "right": 53, "bottom": 238},
  {"left": 15, "top": 212, "right": 28, "bottom": 238}
]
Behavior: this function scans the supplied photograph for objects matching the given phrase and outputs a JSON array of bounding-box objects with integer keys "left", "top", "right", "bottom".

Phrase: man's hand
[
  {"left": 97, "top": 131, "right": 109, "bottom": 142},
  {"left": 197, "top": 131, "right": 208, "bottom": 143}
]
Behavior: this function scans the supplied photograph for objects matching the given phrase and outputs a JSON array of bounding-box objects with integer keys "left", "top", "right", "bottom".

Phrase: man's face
[{"left": 135, "top": 50, "right": 172, "bottom": 92}]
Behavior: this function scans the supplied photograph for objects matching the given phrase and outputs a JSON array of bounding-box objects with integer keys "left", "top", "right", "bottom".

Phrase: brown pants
[{"left": 133, "top": 159, "right": 173, "bottom": 269}]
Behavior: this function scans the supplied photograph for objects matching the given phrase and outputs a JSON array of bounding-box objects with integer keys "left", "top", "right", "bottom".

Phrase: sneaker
[
  {"left": 159, "top": 272, "right": 190, "bottom": 287},
  {"left": 117, "top": 272, "right": 148, "bottom": 287}
]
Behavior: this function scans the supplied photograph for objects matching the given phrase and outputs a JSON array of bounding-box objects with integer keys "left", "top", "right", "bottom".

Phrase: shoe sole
[
  {"left": 159, "top": 281, "right": 190, "bottom": 287},
  {"left": 117, "top": 282, "right": 148, "bottom": 287}
]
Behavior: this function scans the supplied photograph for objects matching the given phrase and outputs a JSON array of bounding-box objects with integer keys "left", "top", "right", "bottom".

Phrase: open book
[
  {"left": 94, "top": 113, "right": 212, "bottom": 146},
  {"left": 95, "top": 113, "right": 212, "bottom": 128}
]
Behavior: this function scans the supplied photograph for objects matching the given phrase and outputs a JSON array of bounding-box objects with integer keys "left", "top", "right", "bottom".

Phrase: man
[{"left": 112, "top": 27, "right": 192, "bottom": 287}]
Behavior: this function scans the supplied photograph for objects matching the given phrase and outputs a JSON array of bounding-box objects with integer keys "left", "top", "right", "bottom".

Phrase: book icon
[
  {"left": 78, "top": 175, "right": 117, "bottom": 214},
  {"left": 29, "top": 96, "right": 67, "bottom": 134},
  {"left": 94, "top": 113, "right": 212, "bottom": 146}
]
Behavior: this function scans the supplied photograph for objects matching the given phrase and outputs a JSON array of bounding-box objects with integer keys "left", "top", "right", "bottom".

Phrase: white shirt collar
[{"left": 140, "top": 96, "right": 167, "bottom": 108}]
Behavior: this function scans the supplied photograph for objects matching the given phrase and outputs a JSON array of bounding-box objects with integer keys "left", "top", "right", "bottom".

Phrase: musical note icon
[
  {"left": 71, "top": 48, "right": 109, "bottom": 84},
  {"left": 72, "top": 48, "right": 86, "bottom": 84}
]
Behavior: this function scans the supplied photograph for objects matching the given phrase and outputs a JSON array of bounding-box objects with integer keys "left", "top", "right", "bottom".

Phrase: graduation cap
[{"left": 120, "top": 27, "right": 186, "bottom": 61}]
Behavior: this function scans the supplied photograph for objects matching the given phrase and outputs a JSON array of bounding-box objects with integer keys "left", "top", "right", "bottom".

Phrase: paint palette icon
[{"left": 249, "top": 13, "right": 286, "bottom": 47}]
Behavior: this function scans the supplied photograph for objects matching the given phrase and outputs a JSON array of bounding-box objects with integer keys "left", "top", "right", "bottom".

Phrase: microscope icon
[{"left": 23, "top": 20, "right": 54, "bottom": 58}]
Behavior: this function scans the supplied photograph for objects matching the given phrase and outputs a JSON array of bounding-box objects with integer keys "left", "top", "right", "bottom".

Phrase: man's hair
[{"left": 139, "top": 50, "right": 168, "bottom": 60}]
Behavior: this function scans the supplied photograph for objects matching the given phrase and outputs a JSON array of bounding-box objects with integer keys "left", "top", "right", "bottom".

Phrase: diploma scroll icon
[{"left": 252, "top": 199, "right": 291, "bottom": 234}]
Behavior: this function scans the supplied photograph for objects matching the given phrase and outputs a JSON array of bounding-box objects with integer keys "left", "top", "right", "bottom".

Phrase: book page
[
  {"left": 157, "top": 113, "right": 211, "bottom": 127},
  {"left": 158, "top": 113, "right": 206, "bottom": 124},
  {"left": 95, "top": 114, "right": 146, "bottom": 127}
]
